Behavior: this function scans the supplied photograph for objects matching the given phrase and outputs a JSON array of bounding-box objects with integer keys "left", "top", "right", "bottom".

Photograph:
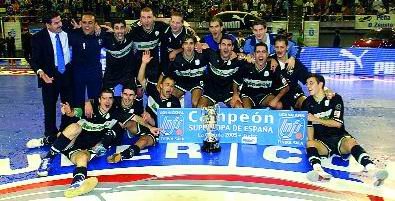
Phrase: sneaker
[
  {"left": 372, "top": 169, "right": 389, "bottom": 187},
  {"left": 26, "top": 138, "right": 45, "bottom": 148},
  {"left": 64, "top": 177, "right": 98, "bottom": 198},
  {"left": 306, "top": 170, "right": 332, "bottom": 182},
  {"left": 91, "top": 143, "right": 107, "bottom": 157},
  {"left": 37, "top": 158, "right": 51, "bottom": 177},
  {"left": 107, "top": 153, "right": 122, "bottom": 163}
]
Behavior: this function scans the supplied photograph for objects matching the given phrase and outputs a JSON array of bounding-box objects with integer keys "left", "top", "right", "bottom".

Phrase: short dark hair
[
  {"left": 161, "top": 75, "right": 175, "bottom": 84},
  {"left": 220, "top": 34, "right": 234, "bottom": 44},
  {"left": 209, "top": 17, "right": 223, "bottom": 27},
  {"left": 43, "top": 11, "right": 61, "bottom": 24},
  {"left": 254, "top": 42, "right": 268, "bottom": 52},
  {"left": 182, "top": 33, "right": 197, "bottom": 43},
  {"left": 307, "top": 73, "right": 325, "bottom": 89},
  {"left": 274, "top": 35, "right": 288, "bottom": 46},
  {"left": 100, "top": 88, "right": 114, "bottom": 96},
  {"left": 122, "top": 83, "right": 137, "bottom": 93},
  {"left": 252, "top": 20, "right": 267, "bottom": 28},
  {"left": 112, "top": 19, "right": 126, "bottom": 27},
  {"left": 171, "top": 11, "right": 184, "bottom": 22}
]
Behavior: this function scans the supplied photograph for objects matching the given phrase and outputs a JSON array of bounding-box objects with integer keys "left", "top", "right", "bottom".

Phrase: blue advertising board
[
  {"left": 299, "top": 47, "right": 395, "bottom": 76},
  {"left": 157, "top": 108, "right": 307, "bottom": 147}
]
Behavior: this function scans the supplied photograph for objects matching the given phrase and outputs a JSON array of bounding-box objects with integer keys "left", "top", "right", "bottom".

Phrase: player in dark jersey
[
  {"left": 236, "top": 42, "right": 289, "bottom": 109},
  {"left": 199, "top": 17, "right": 239, "bottom": 52},
  {"left": 137, "top": 50, "right": 181, "bottom": 126},
  {"left": 197, "top": 35, "right": 243, "bottom": 108},
  {"left": 161, "top": 12, "right": 195, "bottom": 70},
  {"left": 35, "top": 89, "right": 133, "bottom": 197},
  {"left": 107, "top": 84, "right": 161, "bottom": 163},
  {"left": 302, "top": 74, "right": 388, "bottom": 186},
  {"left": 273, "top": 35, "right": 310, "bottom": 110},
  {"left": 102, "top": 19, "right": 137, "bottom": 93},
  {"left": 130, "top": 7, "right": 167, "bottom": 84},
  {"left": 160, "top": 33, "right": 206, "bottom": 107}
]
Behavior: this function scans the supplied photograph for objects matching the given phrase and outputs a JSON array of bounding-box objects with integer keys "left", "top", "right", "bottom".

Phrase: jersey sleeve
[{"left": 331, "top": 95, "right": 344, "bottom": 124}]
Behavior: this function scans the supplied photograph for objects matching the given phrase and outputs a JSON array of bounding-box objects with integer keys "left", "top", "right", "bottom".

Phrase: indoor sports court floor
[{"left": 0, "top": 74, "right": 394, "bottom": 201}]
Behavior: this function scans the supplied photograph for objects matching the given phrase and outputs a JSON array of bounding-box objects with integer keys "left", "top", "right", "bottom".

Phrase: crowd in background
[{"left": 1, "top": 0, "right": 394, "bottom": 22}]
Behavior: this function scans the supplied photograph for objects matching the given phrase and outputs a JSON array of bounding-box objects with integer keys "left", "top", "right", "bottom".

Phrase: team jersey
[
  {"left": 102, "top": 33, "right": 136, "bottom": 88},
  {"left": 161, "top": 26, "right": 194, "bottom": 53},
  {"left": 302, "top": 94, "right": 346, "bottom": 136},
  {"left": 236, "top": 61, "right": 288, "bottom": 96},
  {"left": 75, "top": 99, "right": 134, "bottom": 148},
  {"left": 163, "top": 50, "right": 207, "bottom": 86},
  {"left": 130, "top": 20, "right": 167, "bottom": 57},
  {"left": 203, "top": 49, "right": 241, "bottom": 92},
  {"left": 145, "top": 82, "right": 181, "bottom": 125},
  {"left": 113, "top": 96, "right": 144, "bottom": 116},
  {"left": 274, "top": 55, "right": 310, "bottom": 89}
]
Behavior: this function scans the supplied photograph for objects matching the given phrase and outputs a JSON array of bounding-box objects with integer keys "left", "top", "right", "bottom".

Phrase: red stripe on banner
[{"left": 157, "top": 174, "right": 331, "bottom": 191}]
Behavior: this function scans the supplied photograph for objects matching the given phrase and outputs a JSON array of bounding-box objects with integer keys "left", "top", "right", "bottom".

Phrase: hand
[
  {"left": 286, "top": 57, "right": 295, "bottom": 71},
  {"left": 168, "top": 51, "right": 177, "bottom": 61},
  {"left": 237, "top": 52, "right": 246, "bottom": 60},
  {"left": 39, "top": 71, "right": 54, "bottom": 83},
  {"left": 60, "top": 102, "right": 72, "bottom": 116},
  {"left": 94, "top": 23, "right": 101, "bottom": 36},
  {"left": 85, "top": 101, "right": 93, "bottom": 118},
  {"left": 230, "top": 51, "right": 237, "bottom": 60},
  {"left": 142, "top": 50, "right": 153, "bottom": 64},
  {"left": 324, "top": 87, "right": 335, "bottom": 100},
  {"left": 71, "top": 19, "right": 81, "bottom": 29},
  {"left": 270, "top": 58, "right": 279, "bottom": 71},
  {"left": 230, "top": 94, "right": 242, "bottom": 108},
  {"left": 100, "top": 24, "right": 114, "bottom": 32},
  {"left": 125, "top": 26, "right": 131, "bottom": 34},
  {"left": 142, "top": 111, "right": 154, "bottom": 125},
  {"left": 149, "top": 127, "right": 161, "bottom": 136},
  {"left": 268, "top": 99, "right": 279, "bottom": 108}
]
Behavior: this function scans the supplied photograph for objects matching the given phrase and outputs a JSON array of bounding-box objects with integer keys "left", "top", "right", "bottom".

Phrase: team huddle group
[{"left": 25, "top": 7, "right": 388, "bottom": 198}]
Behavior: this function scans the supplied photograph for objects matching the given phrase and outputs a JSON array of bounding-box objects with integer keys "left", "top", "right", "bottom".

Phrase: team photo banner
[{"left": 158, "top": 108, "right": 307, "bottom": 147}]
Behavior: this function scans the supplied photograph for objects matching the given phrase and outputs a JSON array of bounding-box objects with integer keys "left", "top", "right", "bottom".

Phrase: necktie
[{"left": 55, "top": 34, "right": 65, "bottom": 74}]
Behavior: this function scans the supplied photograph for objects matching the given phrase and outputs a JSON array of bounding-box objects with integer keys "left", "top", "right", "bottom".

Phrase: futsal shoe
[
  {"left": 37, "top": 158, "right": 51, "bottom": 177},
  {"left": 306, "top": 169, "right": 332, "bottom": 182},
  {"left": 26, "top": 138, "right": 45, "bottom": 148},
  {"left": 64, "top": 177, "right": 98, "bottom": 198},
  {"left": 107, "top": 153, "right": 122, "bottom": 163}
]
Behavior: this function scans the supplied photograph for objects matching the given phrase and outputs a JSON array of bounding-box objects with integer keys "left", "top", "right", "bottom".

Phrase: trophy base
[{"left": 201, "top": 139, "right": 221, "bottom": 153}]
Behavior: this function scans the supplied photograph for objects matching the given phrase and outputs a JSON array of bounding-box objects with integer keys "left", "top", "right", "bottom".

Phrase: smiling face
[
  {"left": 81, "top": 14, "right": 96, "bottom": 35},
  {"left": 160, "top": 77, "right": 175, "bottom": 99},
  {"left": 182, "top": 38, "right": 195, "bottom": 56},
  {"left": 113, "top": 22, "right": 126, "bottom": 42},
  {"left": 306, "top": 77, "right": 324, "bottom": 96},
  {"left": 121, "top": 88, "right": 136, "bottom": 108},
  {"left": 170, "top": 15, "right": 183, "bottom": 34},
  {"left": 99, "top": 92, "right": 114, "bottom": 113},
  {"left": 252, "top": 24, "right": 266, "bottom": 40}
]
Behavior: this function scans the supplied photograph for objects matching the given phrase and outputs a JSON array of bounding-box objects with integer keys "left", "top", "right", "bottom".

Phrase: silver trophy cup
[{"left": 201, "top": 105, "right": 221, "bottom": 153}]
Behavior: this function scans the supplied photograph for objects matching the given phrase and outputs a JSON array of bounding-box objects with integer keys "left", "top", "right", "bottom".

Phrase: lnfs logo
[
  {"left": 160, "top": 115, "right": 184, "bottom": 136},
  {"left": 278, "top": 118, "right": 305, "bottom": 142}
]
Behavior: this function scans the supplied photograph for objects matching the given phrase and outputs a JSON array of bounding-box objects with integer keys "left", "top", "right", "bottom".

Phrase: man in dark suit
[{"left": 26, "top": 11, "right": 74, "bottom": 148}]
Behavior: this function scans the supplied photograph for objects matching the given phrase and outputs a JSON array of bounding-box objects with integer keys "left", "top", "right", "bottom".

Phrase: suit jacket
[{"left": 30, "top": 28, "right": 71, "bottom": 87}]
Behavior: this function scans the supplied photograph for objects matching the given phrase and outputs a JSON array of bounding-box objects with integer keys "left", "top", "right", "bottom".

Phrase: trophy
[{"left": 201, "top": 105, "right": 221, "bottom": 153}]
